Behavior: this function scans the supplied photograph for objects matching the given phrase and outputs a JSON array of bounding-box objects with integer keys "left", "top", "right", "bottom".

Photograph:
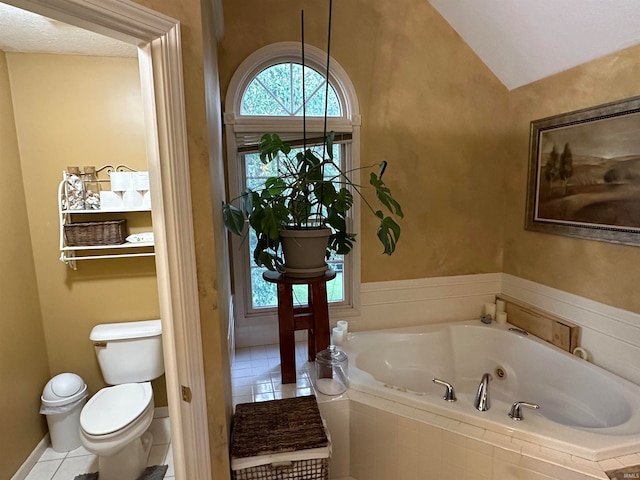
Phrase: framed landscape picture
[{"left": 525, "top": 95, "right": 640, "bottom": 246}]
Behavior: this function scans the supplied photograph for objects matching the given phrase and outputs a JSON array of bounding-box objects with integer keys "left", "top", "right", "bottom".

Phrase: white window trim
[{"left": 224, "top": 42, "right": 362, "bottom": 339}]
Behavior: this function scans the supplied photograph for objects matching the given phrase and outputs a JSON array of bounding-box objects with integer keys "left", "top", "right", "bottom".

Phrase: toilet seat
[{"left": 81, "top": 382, "right": 153, "bottom": 436}]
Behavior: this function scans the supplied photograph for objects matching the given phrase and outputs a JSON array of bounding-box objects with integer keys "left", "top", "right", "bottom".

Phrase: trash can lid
[{"left": 42, "top": 373, "right": 87, "bottom": 406}]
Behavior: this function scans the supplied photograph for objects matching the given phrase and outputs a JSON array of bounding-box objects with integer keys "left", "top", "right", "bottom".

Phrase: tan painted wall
[
  {"left": 130, "top": 0, "right": 232, "bottom": 476},
  {"left": 6, "top": 53, "right": 166, "bottom": 405},
  {"left": 218, "top": 0, "right": 509, "bottom": 283},
  {"left": 504, "top": 44, "right": 640, "bottom": 315},
  {"left": 0, "top": 50, "right": 50, "bottom": 479},
  {"left": 200, "top": 0, "right": 235, "bottom": 472}
]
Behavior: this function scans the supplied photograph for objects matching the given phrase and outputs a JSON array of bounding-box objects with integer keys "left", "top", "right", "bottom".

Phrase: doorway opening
[{"left": 2, "top": 1, "right": 212, "bottom": 478}]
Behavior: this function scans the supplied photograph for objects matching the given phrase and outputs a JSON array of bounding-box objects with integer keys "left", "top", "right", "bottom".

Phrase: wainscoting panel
[
  {"left": 235, "top": 273, "right": 502, "bottom": 347},
  {"left": 502, "top": 274, "right": 640, "bottom": 386},
  {"left": 355, "top": 273, "right": 502, "bottom": 332}
]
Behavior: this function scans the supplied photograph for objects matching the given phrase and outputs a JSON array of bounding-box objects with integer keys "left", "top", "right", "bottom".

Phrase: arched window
[
  {"left": 241, "top": 63, "right": 341, "bottom": 117},
  {"left": 224, "top": 42, "right": 361, "bottom": 344}
]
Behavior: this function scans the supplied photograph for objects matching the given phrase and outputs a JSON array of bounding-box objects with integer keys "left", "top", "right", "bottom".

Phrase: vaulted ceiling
[
  {"left": 2, "top": 1, "right": 640, "bottom": 90},
  {"left": 428, "top": 0, "right": 640, "bottom": 90}
]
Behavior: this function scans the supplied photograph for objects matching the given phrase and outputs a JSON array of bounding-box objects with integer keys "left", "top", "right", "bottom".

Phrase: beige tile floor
[
  {"left": 231, "top": 341, "right": 320, "bottom": 409},
  {"left": 24, "top": 416, "right": 173, "bottom": 480}
]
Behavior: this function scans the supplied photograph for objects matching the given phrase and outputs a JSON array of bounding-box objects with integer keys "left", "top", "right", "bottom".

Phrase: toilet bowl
[
  {"left": 80, "top": 382, "right": 155, "bottom": 480},
  {"left": 78, "top": 319, "right": 164, "bottom": 480}
]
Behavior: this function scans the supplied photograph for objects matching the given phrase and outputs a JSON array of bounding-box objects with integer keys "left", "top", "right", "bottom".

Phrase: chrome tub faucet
[{"left": 474, "top": 373, "right": 492, "bottom": 411}]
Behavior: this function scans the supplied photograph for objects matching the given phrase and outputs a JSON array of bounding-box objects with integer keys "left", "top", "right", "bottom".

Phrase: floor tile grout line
[{"left": 49, "top": 456, "right": 65, "bottom": 480}]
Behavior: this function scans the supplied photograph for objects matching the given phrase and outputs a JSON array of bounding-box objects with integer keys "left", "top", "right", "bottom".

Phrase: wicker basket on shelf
[{"left": 64, "top": 219, "right": 127, "bottom": 246}]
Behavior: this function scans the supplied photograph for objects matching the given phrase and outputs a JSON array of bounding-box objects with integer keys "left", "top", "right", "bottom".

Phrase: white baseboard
[
  {"left": 154, "top": 406, "right": 170, "bottom": 418},
  {"left": 235, "top": 315, "right": 279, "bottom": 348},
  {"left": 11, "top": 434, "right": 49, "bottom": 480},
  {"left": 502, "top": 273, "right": 640, "bottom": 385}
]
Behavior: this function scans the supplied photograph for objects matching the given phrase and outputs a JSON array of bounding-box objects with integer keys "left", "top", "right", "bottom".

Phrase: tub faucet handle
[
  {"left": 509, "top": 401, "right": 540, "bottom": 421},
  {"left": 432, "top": 378, "right": 457, "bottom": 402}
]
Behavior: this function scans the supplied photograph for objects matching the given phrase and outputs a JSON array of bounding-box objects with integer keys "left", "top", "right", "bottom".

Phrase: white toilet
[{"left": 80, "top": 319, "right": 164, "bottom": 480}]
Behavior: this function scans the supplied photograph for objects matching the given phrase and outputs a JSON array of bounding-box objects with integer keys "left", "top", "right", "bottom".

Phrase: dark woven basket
[
  {"left": 232, "top": 458, "right": 329, "bottom": 480},
  {"left": 64, "top": 219, "right": 127, "bottom": 246},
  {"left": 231, "top": 396, "right": 329, "bottom": 480}
]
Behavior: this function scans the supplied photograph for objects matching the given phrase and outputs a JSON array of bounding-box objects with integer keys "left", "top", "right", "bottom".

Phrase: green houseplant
[
  {"left": 222, "top": 3, "right": 402, "bottom": 277},
  {"left": 222, "top": 131, "right": 403, "bottom": 276}
]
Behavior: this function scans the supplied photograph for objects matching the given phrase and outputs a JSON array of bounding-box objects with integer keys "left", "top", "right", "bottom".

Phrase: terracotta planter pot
[{"left": 280, "top": 227, "right": 331, "bottom": 278}]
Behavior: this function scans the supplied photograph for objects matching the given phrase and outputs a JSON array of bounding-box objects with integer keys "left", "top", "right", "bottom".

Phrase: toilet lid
[{"left": 81, "top": 383, "right": 152, "bottom": 435}]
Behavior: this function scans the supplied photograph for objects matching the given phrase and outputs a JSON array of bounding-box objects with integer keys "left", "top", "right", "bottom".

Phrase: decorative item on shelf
[
  {"left": 126, "top": 232, "right": 154, "bottom": 244},
  {"left": 331, "top": 327, "right": 344, "bottom": 346},
  {"left": 123, "top": 190, "right": 144, "bottom": 209},
  {"left": 315, "top": 344, "right": 348, "bottom": 396},
  {"left": 64, "top": 166, "right": 85, "bottom": 210},
  {"left": 481, "top": 302, "right": 496, "bottom": 324},
  {"left": 132, "top": 171, "right": 150, "bottom": 192},
  {"left": 132, "top": 171, "right": 150, "bottom": 209},
  {"left": 337, "top": 320, "right": 348, "bottom": 335},
  {"left": 109, "top": 171, "right": 133, "bottom": 192},
  {"left": 142, "top": 191, "right": 152, "bottom": 210},
  {"left": 221, "top": 1, "right": 404, "bottom": 278},
  {"left": 106, "top": 168, "right": 150, "bottom": 210},
  {"left": 99, "top": 190, "right": 124, "bottom": 210},
  {"left": 82, "top": 166, "right": 101, "bottom": 210}
]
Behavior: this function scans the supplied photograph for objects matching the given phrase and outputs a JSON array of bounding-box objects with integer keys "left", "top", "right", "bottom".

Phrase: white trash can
[{"left": 40, "top": 373, "right": 88, "bottom": 452}]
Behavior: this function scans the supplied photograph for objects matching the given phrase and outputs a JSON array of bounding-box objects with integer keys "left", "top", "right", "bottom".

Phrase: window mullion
[
  {"left": 255, "top": 77, "right": 289, "bottom": 116},
  {"left": 289, "top": 63, "right": 294, "bottom": 115}
]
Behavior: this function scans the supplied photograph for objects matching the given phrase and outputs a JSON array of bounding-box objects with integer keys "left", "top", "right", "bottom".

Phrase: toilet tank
[{"left": 90, "top": 319, "right": 164, "bottom": 385}]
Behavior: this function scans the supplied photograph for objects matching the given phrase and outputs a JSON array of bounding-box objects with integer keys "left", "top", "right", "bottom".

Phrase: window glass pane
[
  {"left": 325, "top": 264, "right": 343, "bottom": 302},
  {"left": 257, "top": 63, "right": 291, "bottom": 111},
  {"left": 250, "top": 266, "right": 277, "bottom": 307},
  {"left": 241, "top": 63, "right": 342, "bottom": 117},
  {"left": 241, "top": 80, "right": 288, "bottom": 116},
  {"left": 244, "top": 145, "right": 346, "bottom": 309}
]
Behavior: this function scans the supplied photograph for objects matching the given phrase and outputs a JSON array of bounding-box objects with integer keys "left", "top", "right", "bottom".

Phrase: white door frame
[{"left": 3, "top": 1, "right": 212, "bottom": 479}]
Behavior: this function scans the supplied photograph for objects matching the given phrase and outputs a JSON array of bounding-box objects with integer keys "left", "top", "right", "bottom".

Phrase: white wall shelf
[{"left": 58, "top": 166, "right": 154, "bottom": 269}]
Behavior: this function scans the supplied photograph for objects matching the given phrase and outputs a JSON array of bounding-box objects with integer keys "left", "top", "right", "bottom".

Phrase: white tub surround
[
  {"left": 348, "top": 392, "right": 625, "bottom": 480},
  {"left": 341, "top": 320, "right": 640, "bottom": 463}
]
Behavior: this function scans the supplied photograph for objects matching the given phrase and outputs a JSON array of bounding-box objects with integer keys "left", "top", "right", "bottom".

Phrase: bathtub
[{"left": 341, "top": 320, "right": 640, "bottom": 461}]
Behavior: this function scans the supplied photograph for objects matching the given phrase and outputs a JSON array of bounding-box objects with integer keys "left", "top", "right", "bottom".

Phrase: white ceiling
[
  {"left": 2, "top": 2, "right": 640, "bottom": 90},
  {"left": 428, "top": 0, "right": 640, "bottom": 90},
  {"left": 0, "top": 2, "right": 136, "bottom": 58}
]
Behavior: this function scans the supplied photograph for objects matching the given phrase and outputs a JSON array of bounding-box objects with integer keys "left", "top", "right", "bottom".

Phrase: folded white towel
[{"left": 126, "top": 232, "right": 154, "bottom": 243}]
